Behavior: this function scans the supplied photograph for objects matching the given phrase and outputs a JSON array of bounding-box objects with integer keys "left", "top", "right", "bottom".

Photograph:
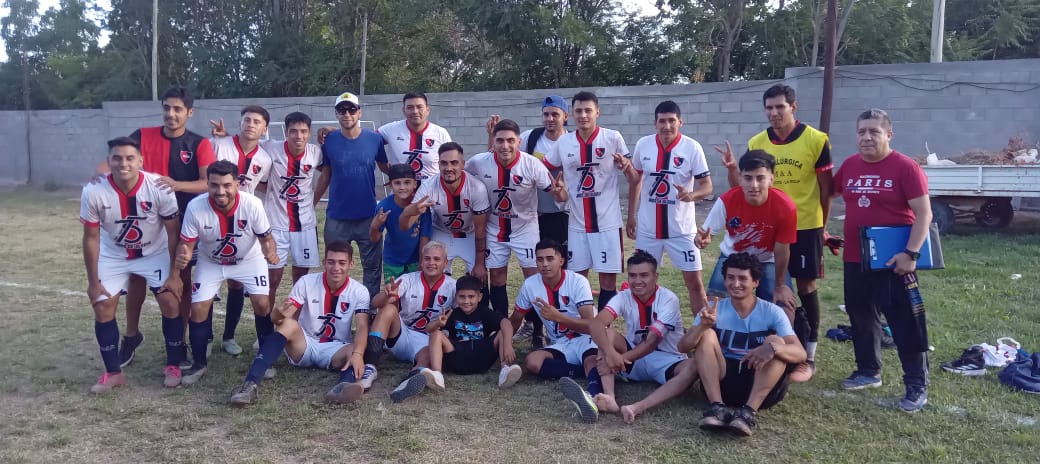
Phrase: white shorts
[
  {"left": 96, "top": 253, "right": 170, "bottom": 303},
  {"left": 431, "top": 229, "right": 476, "bottom": 273},
  {"left": 387, "top": 325, "right": 429, "bottom": 363},
  {"left": 192, "top": 256, "right": 269, "bottom": 303},
  {"left": 618, "top": 350, "right": 688, "bottom": 385},
  {"left": 288, "top": 337, "right": 349, "bottom": 369},
  {"left": 543, "top": 335, "right": 598, "bottom": 366},
  {"left": 487, "top": 233, "right": 538, "bottom": 269},
  {"left": 271, "top": 228, "right": 319, "bottom": 269},
  {"left": 635, "top": 234, "right": 703, "bottom": 272},
  {"left": 567, "top": 228, "right": 623, "bottom": 273}
]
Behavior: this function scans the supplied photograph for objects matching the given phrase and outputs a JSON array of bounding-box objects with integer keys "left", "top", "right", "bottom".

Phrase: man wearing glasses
[{"left": 314, "top": 92, "right": 390, "bottom": 300}]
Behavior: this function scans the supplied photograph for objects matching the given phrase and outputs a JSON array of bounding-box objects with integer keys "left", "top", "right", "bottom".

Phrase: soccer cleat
[
  {"left": 90, "top": 371, "right": 126, "bottom": 394},
  {"left": 119, "top": 332, "right": 145, "bottom": 368},
  {"left": 840, "top": 373, "right": 882, "bottom": 390},
  {"left": 230, "top": 381, "right": 259, "bottom": 406},
  {"left": 727, "top": 405, "right": 757, "bottom": 437},
  {"left": 513, "top": 321, "right": 534, "bottom": 341},
  {"left": 421, "top": 369, "right": 446, "bottom": 392},
  {"left": 264, "top": 367, "right": 277, "bottom": 379},
  {"left": 221, "top": 339, "right": 243, "bottom": 356},
  {"left": 390, "top": 374, "right": 427, "bottom": 403},
  {"left": 498, "top": 364, "right": 522, "bottom": 388},
  {"left": 325, "top": 381, "right": 365, "bottom": 404},
  {"left": 697, "top": 402, "right": 732, "bottom": 430},
  {"left": 559, "top": 377, "right": 598, "bottom": 424},
  {"left": 181, "top": 365, "right": 208, "bottom": 385},
  {"left": 790, "top": 360, "right": 816, "bottom": 383},
  {"left": 163, "top": 365, "right": 182, "bottom": 388},
  {"left": 179, "top": 345, "right": 193, "bottom": 370},
  {"left": 359, "top": 364, "right": 378, "bottom": 391},
  {"left": 899, "top": 386, "right": 928, "bottom": 413},
  {"left": 941, "top": 346, "right": 986, "bottom": 376}
]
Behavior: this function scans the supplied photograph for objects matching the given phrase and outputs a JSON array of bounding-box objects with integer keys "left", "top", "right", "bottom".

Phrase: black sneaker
[
  {"left": 697, "top": 402, "right": 731, "bottom": 430},
  {"left": 727, "top": 405, "right": 757, "bottom": 436},
  {"left": 119, "top": 332, "right": 145, "bottom": 368},
  {"left": 941, "top": 346, "right": 986, "bottom": 376},
  {"left": 229, "top": 381, "right": 259, "bottom": 406}
]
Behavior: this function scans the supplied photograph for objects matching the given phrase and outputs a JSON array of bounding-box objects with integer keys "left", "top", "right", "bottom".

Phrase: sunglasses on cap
[{"left": 335, "top": 104, "right": 360, "bottom": 115}]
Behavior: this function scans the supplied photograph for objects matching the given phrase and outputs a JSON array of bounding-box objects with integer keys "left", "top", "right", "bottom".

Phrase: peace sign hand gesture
[
  {"left": 696, "top": 297, "right": 719, "bottom": 329},
  {"left": 713, "top": 140, "right": 736, "bottom": 169},
  {"left": 694, "top": 226, "right": 712, "bottom": 249}
]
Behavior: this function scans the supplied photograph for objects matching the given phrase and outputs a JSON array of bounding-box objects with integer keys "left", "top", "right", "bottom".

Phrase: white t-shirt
[
  {"left": 545, "top": 127, "right": 629, "bottom": 232},
  {"left": 289, "top": 273, "right": 371, "bottom": 344},
  {"left": 378, "top": 119, "right": 452, "bottom": 181},
  {"left": 632, "top": 134, "right": 711, "bottom": 239},
  {"left": 412, "top": 172, "right": 490, "bottom": 237},
  {"left": 393, "top": 271, "right": 457, "bottom": 332},
  {"left": 514, "top": 270, "right": 596, "bottom": 344},
  {"left": 259, "top": 140, "right": 322, "bottom": 232},
  {"left": 180, "top": 191, "right": 271, "bottom": 265},
  {"left": 211, "top": 135, "right": 272, "bottom": 195},
  {"left": 603, "top": 286, "right": 685, "bottom": 355},
  {"left": 80, "top": 172, "right": 179, "bottom": 260},
  {"left": 520, "top": 129, "right": 568, "bottom": 214},
  {"left": 464, "top": 151, "right": 553, "bottom": 242}
]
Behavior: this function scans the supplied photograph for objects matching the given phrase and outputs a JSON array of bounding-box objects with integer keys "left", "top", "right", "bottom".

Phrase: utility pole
[
  {"left": 819, "top": 0, "right": 837, "bottom": 133},
  {"left": 151, "top": 0, "right": 158, "bottom": 100},
  {"left": 930, "top": 0, "right": 945, "bottom": 63},
  {"left": 359, "top": 12, "right": 368, "bottom": 97}
]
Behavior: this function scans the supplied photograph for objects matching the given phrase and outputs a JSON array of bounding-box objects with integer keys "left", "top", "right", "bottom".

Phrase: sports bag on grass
[{"left": 998, "top": 352, "right": 1040, "bottom": 394}]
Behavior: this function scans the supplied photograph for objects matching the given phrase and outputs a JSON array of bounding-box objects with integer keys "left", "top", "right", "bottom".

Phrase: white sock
[{"left": 806, "top": 342, "right": 818, "bottom": 361}]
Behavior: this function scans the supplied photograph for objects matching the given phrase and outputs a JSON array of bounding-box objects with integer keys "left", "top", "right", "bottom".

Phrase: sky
[{"left": 0, "top": 0, "right": 659, "bottom": 62}]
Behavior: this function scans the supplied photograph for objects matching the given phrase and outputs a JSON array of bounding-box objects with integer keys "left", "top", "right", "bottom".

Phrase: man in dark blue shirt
[{"left": 314, "top": 92, "right": 389, "bottom": 299}]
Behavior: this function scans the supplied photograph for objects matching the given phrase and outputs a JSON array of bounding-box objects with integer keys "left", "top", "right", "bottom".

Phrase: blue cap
[{"left": 543, "top": 95, "right": 569, "bottom": 113}]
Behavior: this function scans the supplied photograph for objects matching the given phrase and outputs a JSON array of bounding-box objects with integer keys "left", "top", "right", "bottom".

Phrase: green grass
[{"left": 1, "top": 186, "right": 1039, "bottom": 463}]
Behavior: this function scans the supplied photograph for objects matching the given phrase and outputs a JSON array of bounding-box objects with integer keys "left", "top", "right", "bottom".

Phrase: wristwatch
[{"left": 902, "top": 248, "right": 920, "bottom": 261}]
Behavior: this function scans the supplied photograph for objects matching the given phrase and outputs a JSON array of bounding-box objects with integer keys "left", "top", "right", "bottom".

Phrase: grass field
[{"left": 1, "top": 187, "right": 1039, "bottom": 463}]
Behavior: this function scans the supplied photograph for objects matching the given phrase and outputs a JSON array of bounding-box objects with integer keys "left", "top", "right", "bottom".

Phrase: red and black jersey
[{"left": 131, "top": 126, "right": 216, "bottom": 212}]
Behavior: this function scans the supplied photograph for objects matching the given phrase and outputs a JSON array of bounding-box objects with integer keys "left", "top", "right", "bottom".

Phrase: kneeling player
[
  {"left": 229, "top": 241, "right": 376, "bottom": 405},
  {"left": 678, "top": 252, "right": 806, "bottom": 437},
  {"left": 589, "top": 251, "right": 697, "bottom": 424},
  {"left": 390, "top": 275, "right": 521, "bottom": 402},
  {"left": 509, "top": 239, "right": 604, "bottom": 423}
]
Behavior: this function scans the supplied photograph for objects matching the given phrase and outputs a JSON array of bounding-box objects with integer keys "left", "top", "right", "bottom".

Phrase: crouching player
[
  {"left": 589, "top": 251, "right": 698, "bottom": 424},
  {"left": 679, "top": 252, "right": 806, "bottom": 437},
  {"left": 390, "top": 275, "right": 521, "bottom": 402},
  {"left": 229, "top": 241, "right": 376, "bottom": 405}
]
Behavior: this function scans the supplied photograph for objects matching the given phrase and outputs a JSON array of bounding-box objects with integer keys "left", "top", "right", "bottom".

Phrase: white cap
[{"left": 334, "top": 92, "right": 360, "bottom": 107}]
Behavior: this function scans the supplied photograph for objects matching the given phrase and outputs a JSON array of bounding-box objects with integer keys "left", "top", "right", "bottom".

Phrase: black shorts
[
  {"left": 538, "top": 211, "right": 569, "bottom": 246},
  {"left": 789, "top": 228, "right": 824, "bottom": 280},
  {"left": 443, "top": 339, "right": 498, "bottom": 375},
  {"left": 720, "top": 358, "right": 791, "bottom": 410}
]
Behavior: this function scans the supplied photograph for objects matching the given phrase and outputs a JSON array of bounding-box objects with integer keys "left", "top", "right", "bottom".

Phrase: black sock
[
  {"left": 339, "top": 366, "right": 359, "bottom": 383},
  {"left": 799, "top": 291, "right": 820, "bottom": 343},
  {"left": 161, "top": 316, "right": 185, "bottom": 367},
  {"left": 245, "top": 332, "right": 287, "bottom": 384},
  {"left": 95, "top": 319, "right": 121, "bottom": 373},
  {"left": 223, "top": 287, "right": 245, "bottom": 341},
  {"left": 188, "top": 320, "right": 210, "bottom": 368},
  {"left": 526, "top": 310, "right": 543, "bottom": 340},
  {"left": 365, "top": 334, "right": 385, "bottom": 365},
  {"left": 537, "top": 358, "right": 580, "bottom": 379},
  {"left": 254, "top": 314, "right": 274, "bottom": 347},
  {"left": 586, "top": 367, "right": 603, "bottom": 396},
  {"left": 490, "top": 285, "right": 509, "bottom": 318},
  {"left": 597, "top": 289, "right": 617, "bottom": 311}
]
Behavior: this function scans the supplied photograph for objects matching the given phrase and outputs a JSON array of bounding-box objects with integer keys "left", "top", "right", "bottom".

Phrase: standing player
[
  {"left": 588, "top": 251, "right": 699, "bottom": 424},
  {"left": 119, "top": 86, "right": 216, "bottom": 368},
  {"left": 399, "top": 143, "right": 490, "bottom": 280},
  {"left": 465, "top": 118, "right": 553, "bottom": 318},
  {"left": 626, "top": 101, "right": 712, "bottom": 315},
  {"left": 314, "top": 92, "right": 390, "bottom": 299},
  {"left": 371, "top": 164, "right": 432, "bottom": 282},
  {"left": 545, "top": 91, "right": 632, "bottom": 310},
  {"left": 209, "top": 106, "right": 273, "bottom": 355},
  {"left": 509, "top": 239, "right": 603, "bottom": 424},
  {"left": 81, "top": 137, "right": 185, "bottom": 392},
  {"left": 717, "top": 83, "right": 833, "bottom": 381},
  {"left": 166, "top": 160, "right": 280, "bottom": 385},
  {"left": 229, "top": 241, "right": 376, "bottom": 406},
  {"left": 378, "top": 92, "right": 452, "bottom": 182}
]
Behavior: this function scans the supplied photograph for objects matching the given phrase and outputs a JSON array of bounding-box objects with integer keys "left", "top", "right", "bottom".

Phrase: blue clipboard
[{"left": 860, "top": 223, "right": 944, "bottom": 271}]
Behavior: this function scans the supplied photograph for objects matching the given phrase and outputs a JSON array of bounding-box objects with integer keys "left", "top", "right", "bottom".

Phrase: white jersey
[
  {"left": 259, "top": 140, "right": 322, "bottom": 232},
  {"left": 545, "top": 127, "right": 629, "bottom": 232},
  {"left": 603, "top": 286, "right": 685, "bottom": 355},
  {"left": 80, "top": 172, "right": 179, "bottom": 260},
  {"left": 289, "top": 273, "right": 370, "bottom": 344},
  {"left": 520, "top": 128, "right": 568, "bottom": 215},
  {"left": 464, "top": 151, "right": 553, "bottom": 242},
  {"left": 180, "top": 191, "right": 271, "bottom": 265},
  {"left": 412, "top": 172, "right": 490, "bottom": 237},
  {"left": 378, "top": 120, "right": 452, "bottom": 181},
  {"left": 211, "top": 135, "right": 272, "bottom": 195},
  {"left": 632, "top": 134, "right": 711, "bottom": 239},
  {"left": 514, "top": 270, "right": 596, "bottom": 344},
  {"left": 393, "top": 271, "right": 456, "bottom": 332}
]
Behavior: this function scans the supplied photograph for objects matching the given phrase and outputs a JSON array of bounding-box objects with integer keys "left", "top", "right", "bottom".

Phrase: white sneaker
[
  {"left": 421, "top": 369, "right": 446, "bottom": 392},
  {"left": 252, "top": 339, "right": 260, "bottom": 351},
  {"left": 498, "top": 364, "right": 522, "bottom": 388},
  {"left": 264, "top": 367, "right": 277, "bottom": 379},
  {"left": 359, "top": 364, "right": 378, "bottom": 390}
]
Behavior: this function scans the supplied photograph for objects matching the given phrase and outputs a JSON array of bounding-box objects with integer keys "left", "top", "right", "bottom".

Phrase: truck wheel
[
  {"left": 931, "top": 199, "right": 954, "bottom": 235},
  {"left": 975, "top": 198, "right": 1013, "bottom": 228}
]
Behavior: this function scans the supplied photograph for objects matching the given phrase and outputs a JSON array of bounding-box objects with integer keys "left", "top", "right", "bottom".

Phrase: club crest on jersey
[
  {"left": 252, "top": 164, "right": 261, "bottom": 175},
  {"left": 340, "top": 301, "right": 350, "bottom": 312},
  {"left": 139, "top": 201, "right": 153, "bottom": 212},
  {"left": 425, "top": 138, "right": 435, "bottom": 148},
  {"left": 179, "top": 150, "right": 193, "bottom": 164},
  {"left": 594, "top": 148, "right": 605, "bottom": 158},
  {"left": 191, "top": 282, "right": 201, "bottom": 293},
  {"left": 463, "top": 198, "right": 471, "bottom": 208},
  {"left": 561, "top": 295, "right": 571, "bottom": 306},
  {"left": 237, "top": 219, "right": 247, "bottom": 229},
  {"left": 673, "top": 157, "right": 684, "bottom": 168},
  {"left": 728, "top": 216, "right": 742, "bottom": 229},
  {"left": 302, "top": 164, "right": 312, "bottom": 174},
  {"left": 512, "top": 175, "right": 523, "bottom": 184},
  {"left": 437, "top": 295, "right": 447, "bottom": 305}
]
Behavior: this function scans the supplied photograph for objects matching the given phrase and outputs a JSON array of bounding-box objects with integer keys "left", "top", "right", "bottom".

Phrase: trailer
[{"left": 923, "top": 165, "right": 1040, "bottom": 234}]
